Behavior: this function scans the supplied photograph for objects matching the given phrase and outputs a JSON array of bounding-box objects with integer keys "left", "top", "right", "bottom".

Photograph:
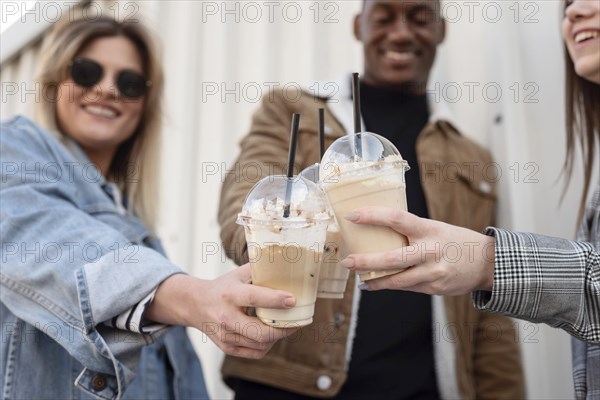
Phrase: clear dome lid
[
  {"left": 319, "top": 132, "right": 409, "bottom": 184},
  {"left": 299, "top": 163, "right": 320, "bottom": 184},
  {"left": 237, "top": 175, "right": 330, "bottom": 227}
]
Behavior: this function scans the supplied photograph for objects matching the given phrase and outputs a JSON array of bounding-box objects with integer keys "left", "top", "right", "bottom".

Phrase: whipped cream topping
[
  {"left": 320, "top": 154, "right": 407, "bottom": 183},
  {"left": 240, "top": 196, "right": 330, "bottom": 248},
  {"left": 240, "top": 196, "right": 330, "bottom": 222}
]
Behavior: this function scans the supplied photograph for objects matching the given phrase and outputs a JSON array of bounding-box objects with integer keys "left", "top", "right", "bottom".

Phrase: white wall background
[{"left": 0, "top": 1, "right": 582, "bottom": 399}]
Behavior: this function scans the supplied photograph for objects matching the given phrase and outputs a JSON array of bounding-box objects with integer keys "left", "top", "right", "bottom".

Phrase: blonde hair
[{"left": 36, "top": 14, "right": 164, "bottom": 229}]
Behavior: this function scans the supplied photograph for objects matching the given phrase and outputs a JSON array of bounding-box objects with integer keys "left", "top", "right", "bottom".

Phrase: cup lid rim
[
  {"left": 236, "top": 213, "right": 331, "bottom": 227},
  {"left": 320, "top": 159, "right": 409, "bottom": 185}
]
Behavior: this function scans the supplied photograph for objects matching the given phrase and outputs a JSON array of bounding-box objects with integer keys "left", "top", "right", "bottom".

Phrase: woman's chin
[{"left": 575, "top": 64, "right": 600, "bottom": 85}]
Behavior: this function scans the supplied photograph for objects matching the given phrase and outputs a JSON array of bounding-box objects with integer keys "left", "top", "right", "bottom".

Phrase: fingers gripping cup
[
  {"left": 237, "top": 175, "right": 330, "bottom": 327},
  {"left": 319, "top": 132, "right": 410, "bottom": 281},
  {"left": 300, "top": 164, "right": 350, "bottom": 299}
]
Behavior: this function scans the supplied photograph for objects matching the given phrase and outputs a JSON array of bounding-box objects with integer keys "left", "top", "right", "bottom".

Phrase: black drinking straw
[
  {"left": 284, "top": 113, "right": 301, "bottom": 218},
  {"left": 352, "top": 72, "right": 363, "bottom": 159},
  {"left": 318, "top": 108, "right": 325, "bottom": 160}
]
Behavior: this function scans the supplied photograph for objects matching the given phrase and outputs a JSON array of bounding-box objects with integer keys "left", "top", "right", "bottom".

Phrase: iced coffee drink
[
  {"left": 317, "top": 226, "right": 348, "bottom": 298},
  {"left": 300, "top": 163, "right": 349, "bottom": 299},
  {"left": 320, "top": 132, "right": 410, "bottom": 281},
  {"left": 237, "top": 175, "right": 330, "bottom": 327}
]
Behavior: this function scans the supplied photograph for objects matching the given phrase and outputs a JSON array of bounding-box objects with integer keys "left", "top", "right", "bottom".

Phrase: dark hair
[{"left": 563, "top": 37, "right": 600, "bottom": 224}]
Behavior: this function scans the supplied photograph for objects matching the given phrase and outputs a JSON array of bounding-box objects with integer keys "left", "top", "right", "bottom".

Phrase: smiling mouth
[
  {"left": 383, "top": 50, "right": 416, "bottom": 63},
  {"left": 574, "top": 30, "right": 599, "bottom": 44},
  {"left": 83, "top": 104, "right": 120, "bottom": 119}
]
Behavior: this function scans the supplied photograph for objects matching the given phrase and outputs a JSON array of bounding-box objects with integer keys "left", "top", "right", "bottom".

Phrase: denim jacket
[{"left": 0, "top": 116, "right": 208, "bottom": 400}]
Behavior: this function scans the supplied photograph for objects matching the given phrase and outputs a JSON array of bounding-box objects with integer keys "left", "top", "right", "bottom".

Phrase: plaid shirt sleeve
[{"left": 472, "top": 228, "right": 600, "bottom": 343}]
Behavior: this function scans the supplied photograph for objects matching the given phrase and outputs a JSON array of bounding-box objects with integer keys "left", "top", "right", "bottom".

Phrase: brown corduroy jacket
[{"left": 218, "top": 83, "right": 525, "bottom": 399}]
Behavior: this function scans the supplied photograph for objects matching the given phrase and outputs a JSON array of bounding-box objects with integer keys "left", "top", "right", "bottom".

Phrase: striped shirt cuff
[{"left": 104, "top": 288, "right": 165, "bottom": 334}]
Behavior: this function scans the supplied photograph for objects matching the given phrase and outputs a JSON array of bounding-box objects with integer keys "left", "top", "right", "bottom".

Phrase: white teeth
[
  {"left": 385, "top": 50, "right": 414, "bottom": 61},
  {"left": 575, "top": 31, "right": 599, "bottom": 43},
  {"left": 85, "top": 105, "right": 117, "bottom": 118}
]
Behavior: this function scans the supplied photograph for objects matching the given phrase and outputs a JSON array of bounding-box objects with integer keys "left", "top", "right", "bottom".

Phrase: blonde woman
[{"left": 0, "top": 17, "right": 295, "bottom": 400}]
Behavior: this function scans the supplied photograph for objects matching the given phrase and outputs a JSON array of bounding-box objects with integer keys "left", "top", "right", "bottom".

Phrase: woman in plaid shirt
[{"left": 339, "top": 0, "right": 599, "bottom": 399}]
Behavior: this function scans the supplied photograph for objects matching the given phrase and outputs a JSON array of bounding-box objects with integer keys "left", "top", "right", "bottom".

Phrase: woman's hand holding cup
[{"left": 339, "top": 207, "right": 496, "bottom": 296}]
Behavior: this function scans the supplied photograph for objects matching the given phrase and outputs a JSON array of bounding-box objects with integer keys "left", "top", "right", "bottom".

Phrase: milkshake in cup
[
  {"left": 300, "top": 163, "right": 349, "bottom": 299},
  {"left": 319, "top": 132, "right": 410, "bottom": 281},
  {"left": 237, "top": 175, "right": 330, "bottom": 327}
]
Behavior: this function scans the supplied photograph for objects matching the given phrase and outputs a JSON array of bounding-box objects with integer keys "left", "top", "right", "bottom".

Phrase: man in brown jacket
[{"left": 218, "top": 0, "right": 525, "bottom": 398}]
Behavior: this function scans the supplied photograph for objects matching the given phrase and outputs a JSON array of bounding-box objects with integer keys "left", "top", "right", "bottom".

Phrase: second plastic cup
[
  {"left": 237, "top": 175, "right": 330, "bottom": 327},
  {"left": 300, "top": 163, "right": 350, "bottom": 299}
]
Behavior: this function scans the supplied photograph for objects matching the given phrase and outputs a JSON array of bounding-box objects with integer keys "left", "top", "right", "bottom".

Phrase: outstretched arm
[
  {"left": 340, "top": 207, "right": 494, "bottom": 294},
  {"left": 340, "top": 206, "right": 600, "bottom": 343},
  {"left": 146, "top": 265, "right": 296, "bottom": 360},
  {"left": 0, "top": 117, "right": 296, "bottom": 400}
]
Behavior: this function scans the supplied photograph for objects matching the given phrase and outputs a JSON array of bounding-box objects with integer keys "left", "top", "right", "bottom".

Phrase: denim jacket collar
[
  {"left": 62, "top": 135, "right": 107, "bottom": 186},
  {"left": 62, "top": 135, "right": 134, "bottom": 217}
]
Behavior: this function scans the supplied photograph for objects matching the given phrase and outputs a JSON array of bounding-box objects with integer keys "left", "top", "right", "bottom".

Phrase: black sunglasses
[{"left": 69, "top": 57, "right": 150, "bottom": 99}]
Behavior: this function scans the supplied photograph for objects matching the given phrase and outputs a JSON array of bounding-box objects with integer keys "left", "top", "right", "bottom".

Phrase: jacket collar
[
  {"left": 63, "top": 136, "right": 132, "bottom": 211},
  {"left": 61, "top": 135, "right": 107, "bottom": 186},
  {"left": 301, "top": 72, "right": 463, "bottom": 136}
]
